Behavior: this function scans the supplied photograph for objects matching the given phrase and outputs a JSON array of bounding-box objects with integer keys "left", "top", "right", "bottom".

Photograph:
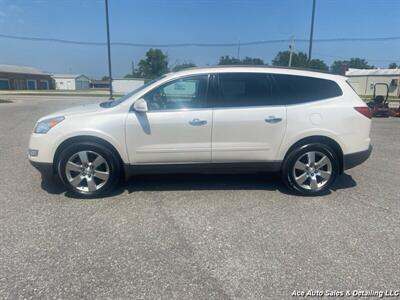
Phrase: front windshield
[{"left": 102, "top": 76, "right": 166, "bottom": 107}]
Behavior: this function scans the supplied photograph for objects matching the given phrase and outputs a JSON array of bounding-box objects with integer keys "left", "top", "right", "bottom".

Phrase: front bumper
[
  {"left": 30, "top": 160, "right": 55, "bottom": 179},
  {"left": 343, "top": 144, "right": 372, "bottom": 170}
]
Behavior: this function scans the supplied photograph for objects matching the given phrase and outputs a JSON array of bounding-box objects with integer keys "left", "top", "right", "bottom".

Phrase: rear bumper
[
  {"left": 30, "top": 160, "right": 55, "bottom": 178},
  {"left": 343, "top": 144, "right": 372, "bottom": 170}
]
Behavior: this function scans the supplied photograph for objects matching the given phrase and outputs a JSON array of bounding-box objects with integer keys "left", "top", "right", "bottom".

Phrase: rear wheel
[
  {"left": 57, "top": 142, "right": 121, "bottom": 197},
  {"left": 282, "top": 143, "right": 339, "bottom": 196}
]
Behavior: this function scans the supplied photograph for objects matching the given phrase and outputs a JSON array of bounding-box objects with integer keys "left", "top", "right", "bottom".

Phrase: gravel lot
[{"left": 0, "top": 96, "right": 399, "bottom": 299}]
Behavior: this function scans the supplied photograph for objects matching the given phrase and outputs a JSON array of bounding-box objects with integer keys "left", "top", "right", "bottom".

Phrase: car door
[
  {"left": 211, "top": 72, "right": 286, "bottom": 162},
  {"left": 125, "top": 74, "right": 212, "bottom": 164}
]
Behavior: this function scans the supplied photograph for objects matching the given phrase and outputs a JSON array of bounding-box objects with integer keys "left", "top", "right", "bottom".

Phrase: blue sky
[{"left": 0, "top": 0, "right": 399, "bottom": 78}]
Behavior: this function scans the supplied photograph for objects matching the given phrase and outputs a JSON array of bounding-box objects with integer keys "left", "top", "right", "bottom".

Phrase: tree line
[{"left": 103, "top": 48, "right": 398, "bottom": 80}]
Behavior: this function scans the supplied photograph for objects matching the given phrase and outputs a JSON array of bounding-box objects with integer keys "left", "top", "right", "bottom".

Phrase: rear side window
[
  {"left": 214, "top": 73, "right": 273, "bottom": 107},
  {"left": 270, "top": 74, "right": 342, "bottom": 104}
]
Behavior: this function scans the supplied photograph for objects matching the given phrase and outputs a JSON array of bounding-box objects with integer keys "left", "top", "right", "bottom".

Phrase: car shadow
[{"left": 40, "top": 172, "right": 357, "bottom": 199}]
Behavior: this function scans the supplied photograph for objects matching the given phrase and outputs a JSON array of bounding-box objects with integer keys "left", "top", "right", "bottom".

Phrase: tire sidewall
[
  {"left": 57, "top": 142, "right": 120, "bottom": 197},
  {"left": 283, "top": 143, "right": 339, "bottom": 196}
]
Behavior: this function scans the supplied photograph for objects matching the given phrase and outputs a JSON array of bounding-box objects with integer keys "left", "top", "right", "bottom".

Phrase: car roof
[{"left": 166, "top": 65, "right": 344, "bottom": 81}]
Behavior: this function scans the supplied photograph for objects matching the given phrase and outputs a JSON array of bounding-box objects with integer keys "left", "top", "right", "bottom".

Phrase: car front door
[
  {"left": 125, "top": 74, "right": 212, "bottom": 164},
  {"left": 211, "top": 73, "right": 286, "bottom": 162}
]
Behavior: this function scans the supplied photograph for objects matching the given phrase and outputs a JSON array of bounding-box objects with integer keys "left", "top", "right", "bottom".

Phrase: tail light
[{"left": 354, "top": 106, "right": 372, "bottom": 119}]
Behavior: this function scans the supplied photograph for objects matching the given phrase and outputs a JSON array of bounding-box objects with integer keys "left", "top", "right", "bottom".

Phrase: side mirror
[{"left": 133, "top": 98, "right": 148, "bottom": 112}]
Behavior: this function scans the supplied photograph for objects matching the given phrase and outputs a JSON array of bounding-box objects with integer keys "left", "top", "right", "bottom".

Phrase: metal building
[
  {"left": 346, "top": 68, "right": 400, "bottom": 97},
  {"left": 52, "top": 74, "right": 91, "bottom": 90}
]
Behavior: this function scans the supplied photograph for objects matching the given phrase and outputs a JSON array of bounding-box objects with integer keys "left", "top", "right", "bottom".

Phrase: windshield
[{"left": 101, "top": 76, "right": 166, "bottom": 108}]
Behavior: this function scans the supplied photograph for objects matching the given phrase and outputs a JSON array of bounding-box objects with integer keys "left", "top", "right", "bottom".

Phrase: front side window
[{"left": 144, "top": 75, "right": 208, "bottom": 111}]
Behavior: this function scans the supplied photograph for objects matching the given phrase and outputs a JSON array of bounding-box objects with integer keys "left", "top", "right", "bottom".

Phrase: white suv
[{"left": 29, "top": 66, "right": 372, "bottom": 197}]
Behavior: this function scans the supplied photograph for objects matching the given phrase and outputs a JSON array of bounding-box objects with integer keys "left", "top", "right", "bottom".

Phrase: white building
[
  {"left": 52, "top": 74, "right": 91, "bottom": 90},
  {"left": 112, "top": 78, "right": 145, "bottom": 94},
  {"left": 346, "top": 68, "right": 400, "bottom": 97}
]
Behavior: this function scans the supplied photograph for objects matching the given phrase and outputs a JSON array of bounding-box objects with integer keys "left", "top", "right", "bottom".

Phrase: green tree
[
  {"left": 218, "top": 55, "right": 264, "bottom": 65},
  {"left": 330, "top": 61, "right": 348, "bottom": 75},
  {"left": 272, "top": 51, "right": 327, "bottom": 71},
  {"left": 241, "top": 56, "right": 265, "bottom": 65},
  {"left": 330, "top": 58, "right": 375, "bottom": 74},
  {"left": 172, "top": 62, "right": 196, "bottom": 72},
  {"left": 272, "top": 51, "right": 308, "bottom": 68},
  {"left": 101, "top": 76, "right": 109, "bottom": 81},
  {"left": 137, "top": 48, "right": 169, "bottom": 79},
  {"left": 308, "top": 58, "right": 329, "bottom": 71},
  {"left": 218, "top": 55, "right": 241, "bottom": 65},
  {"left": 388, "top": 62, "right": 398, "bottom": 69}
]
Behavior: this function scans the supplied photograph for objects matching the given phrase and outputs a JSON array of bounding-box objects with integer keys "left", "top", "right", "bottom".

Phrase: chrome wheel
[
  {"left": 65, "top": 151, "right": 110, "bottom": 193},
  {"left": 292, "top": 151, "right": 332, "bottom": 191}
]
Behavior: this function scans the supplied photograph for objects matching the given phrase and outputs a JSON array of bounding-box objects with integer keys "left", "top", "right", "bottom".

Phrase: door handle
[
  {"left": 264, "top": 116, "right": 282, "bottom": 124},
  {"left": 189, "top": 118, "right": 207, "bottom": 126}
]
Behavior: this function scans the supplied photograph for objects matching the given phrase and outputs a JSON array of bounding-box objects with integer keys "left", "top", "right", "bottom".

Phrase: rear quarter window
[{"left": 270, "top": 74, "right": 343, "bottom": 104}]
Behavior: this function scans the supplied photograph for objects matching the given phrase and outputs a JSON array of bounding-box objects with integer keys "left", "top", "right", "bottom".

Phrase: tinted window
[
  {"left": 215, "top": 73, "right": 273, "bottom": 107},
  {"left": 144, "top": 75, "right": 208, "bottom": 111},
  {"left": 270, "top": 74, "right": 342, "bottom": 104}
]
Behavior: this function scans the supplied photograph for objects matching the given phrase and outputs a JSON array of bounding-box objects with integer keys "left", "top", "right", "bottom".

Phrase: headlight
[{"left": 34, "top": 116, "right": 65, "bottom": 134}]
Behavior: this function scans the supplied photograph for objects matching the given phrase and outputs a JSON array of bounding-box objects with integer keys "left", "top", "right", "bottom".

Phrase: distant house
[
  {"left": 52, "top": 74, "right": 91, "bottom": 90},
  {"left": 112, "top": 78, "right": 145, "bottom": 94},
  {"left": 90, "top": 80, "right": 110, "bottom": 89},
  {"left": 0, "top": 64, "right": 53, "bottom": 90},
  {"left": 346, "top": 68, "right": 400, "bottom": 97}
]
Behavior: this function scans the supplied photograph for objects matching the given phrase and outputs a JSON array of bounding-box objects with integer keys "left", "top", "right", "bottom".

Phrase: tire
[
  {"left": 57, "top": 142, "right": 121, "bottom": 198},
  {"left": 282, "top": 143, "right": 339, "bottom": 196}
]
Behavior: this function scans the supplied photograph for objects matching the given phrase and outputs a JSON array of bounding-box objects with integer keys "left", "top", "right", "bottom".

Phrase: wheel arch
[
  {"left": 282, "top": 135, "right": 344, "bottom": 174},
  {"left": 53, "top": 135, "right": 124, "bottom": 174}
]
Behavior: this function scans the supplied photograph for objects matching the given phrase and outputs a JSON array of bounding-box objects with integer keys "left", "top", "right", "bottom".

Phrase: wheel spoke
[
  {"left": 69, "top": 175, "right": 83, "bottom": 187},
  {"left": 66, "top": 150, "right": 110, "bottom": 192},
  {"left": 294, "top": 161, "right": 307, "bottom": 171},
  {"left": 93, "top": 170, "right": 109, "bottom": 181},
  {"left": 93, "top": 155, "right": 106, "bottom": 168},
  {"left": 66, "top": 161, "right": 82, "bottom": 173},
  {"left": 295, "top": 172, "right": 308, "bottom": 185},
  {"left": 307, "top": 152, "right": 315, "bottom": 164},
  {"left": 316, "top": 155, "right": 329, "bottom": 169},
  {"left": 87, "top": 178, "right": 97, "bottom": 192},
  {"left": 318, "top": 170, "right": 331, "bottom": 180},
  {"left": 78, "top": 151, "right": 89, "bottom": 164},
  {"left": 310, "top": 176, "right": 318, "bottom": 190}
]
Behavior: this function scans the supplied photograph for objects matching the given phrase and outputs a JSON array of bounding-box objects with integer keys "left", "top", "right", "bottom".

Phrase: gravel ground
[{"left": 0, "top": 97, "right": 399, "bottom": 299}]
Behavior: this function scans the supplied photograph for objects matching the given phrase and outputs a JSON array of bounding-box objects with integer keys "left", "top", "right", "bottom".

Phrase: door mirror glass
[{"left": 133, "top": 98, "right": 148, "bottom": 112}]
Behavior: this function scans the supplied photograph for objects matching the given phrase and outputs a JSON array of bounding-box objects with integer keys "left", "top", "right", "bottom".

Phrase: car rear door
[{"left": 210, "top": 72, "right": 286, "bottom": 162}]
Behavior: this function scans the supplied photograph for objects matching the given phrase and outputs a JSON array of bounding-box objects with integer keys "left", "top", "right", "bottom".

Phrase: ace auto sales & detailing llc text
[{"left": 292, "top": 289, "right": 399, "bottom": 298}]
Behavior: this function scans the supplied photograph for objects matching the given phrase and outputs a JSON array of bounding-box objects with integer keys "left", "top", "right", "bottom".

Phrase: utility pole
[
  {"left": 105, "top": 0, "right": 113, "bottom": 99},
  {"left": 237, "top": 40, "right": 241, "bottom": 61},
  {"left": 288, "top": 36, "right": 295, "bottom": 67},
  {"left": 308, "top": 0, "right": 316, "bottom": 62}
]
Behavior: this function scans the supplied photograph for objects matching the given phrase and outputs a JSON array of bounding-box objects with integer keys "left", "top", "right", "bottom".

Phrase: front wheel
[
  {"left": 57, "top": 142, "right": 121, "bottom": 198},
  {"left": 282, "top": 143, "right": 339, "bottom": 196}
]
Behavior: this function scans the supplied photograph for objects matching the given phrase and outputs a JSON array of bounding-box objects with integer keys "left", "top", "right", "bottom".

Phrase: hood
[{"left": 38, "top": 103, "right": 103, "bottom": 122}]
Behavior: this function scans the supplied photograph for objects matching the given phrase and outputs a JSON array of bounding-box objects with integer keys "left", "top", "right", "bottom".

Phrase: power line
[
  {"left": 1, "top": 33, "right": 400, "bottom": 48},
  {"left": 314, "top": 52, "right": 398, "bottom": 62}
]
